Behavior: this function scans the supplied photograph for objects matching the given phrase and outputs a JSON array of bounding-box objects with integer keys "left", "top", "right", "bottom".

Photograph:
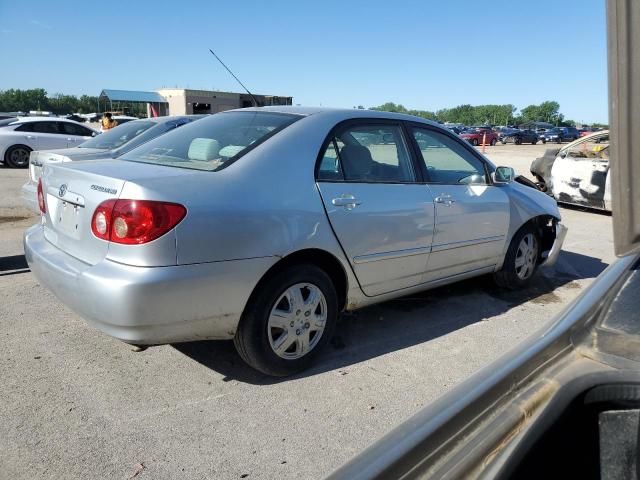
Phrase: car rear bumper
[
  {"left": 21, "top": 181, "right": 39, "bottom": 214},
  {"left": 24, "top": 225, "right": 277, "bottom": 344},
  {"left": 540, "top": 222, "right": 568, "bottom": 267}
]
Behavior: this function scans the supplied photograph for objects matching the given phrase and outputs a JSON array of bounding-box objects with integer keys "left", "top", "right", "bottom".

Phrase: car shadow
[{"left": 173, "top": 249, "right": 609, "bottom": 385}]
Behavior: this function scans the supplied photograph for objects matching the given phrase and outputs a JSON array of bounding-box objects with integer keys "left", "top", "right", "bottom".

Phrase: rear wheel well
[{"left": 247, "top": 249, "right": 348, "bottom": 313}]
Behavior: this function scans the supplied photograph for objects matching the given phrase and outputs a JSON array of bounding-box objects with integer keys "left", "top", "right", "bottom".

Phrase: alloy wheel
[
  {"left": 515, "top": 233, "right": 538, "bottom": 280},
  {"left": 267, "top": 283, "right": 328, "bottom": 360},
  {"left": 9, "top": 147, "right": 30, "bottom": 167}
]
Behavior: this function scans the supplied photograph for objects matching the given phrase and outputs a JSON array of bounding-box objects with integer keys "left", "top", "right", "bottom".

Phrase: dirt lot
[{"left": 0, "top": 143, "right": 616, "bottom": 479}]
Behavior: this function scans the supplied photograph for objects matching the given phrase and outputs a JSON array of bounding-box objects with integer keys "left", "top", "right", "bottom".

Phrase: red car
[{"left": 460, "top": 127, "right": 498, "bottom": 146}]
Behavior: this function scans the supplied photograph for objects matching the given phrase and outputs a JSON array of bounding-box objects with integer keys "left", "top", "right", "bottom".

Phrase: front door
[
  {"left": 316, "top": 121, "right": 435, "bottom": 296},
  {"left": 58, "top": 122, "right": 95, "bottom": 147},
  {"left": 409, "top": 126, "right": 510, "bottom": 282}
]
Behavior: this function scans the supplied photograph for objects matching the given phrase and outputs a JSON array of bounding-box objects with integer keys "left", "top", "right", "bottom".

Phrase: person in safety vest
[{"left": 101, "top": 112, "right": 118, "bottom": 131}]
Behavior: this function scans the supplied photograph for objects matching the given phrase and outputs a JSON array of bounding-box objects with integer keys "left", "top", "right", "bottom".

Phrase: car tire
[
  {"left": 556, "top": 137, "right": 562, "bottom": 144},
  {"left": 472, "top": 139, "right": 479, "bottom": 146},
  {"left": 234, "top": 264, "right": 338, "bottom": 376},
  {"left": 501, "top": 140, "right": 507, "bottom": 145},
  {"left": 532, "top": 138, "right": 537, "bottom": 145},
  {"left": 4, "top": 145, "right": 32, "bottom": 168},
  {"left": 542, "top": 139, "right": 547, "bottom": 144},
  {"left": 490, "top": 138, "right": 497, "bottom": 146},
  {"left": 493, "top": 224, "right": 540, "bottom": 290},
  {"left": 515, "top": 137, "right": 522, "bottom": 145}
]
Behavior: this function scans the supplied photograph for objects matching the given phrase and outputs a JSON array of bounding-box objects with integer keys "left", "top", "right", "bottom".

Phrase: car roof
[{"left": 226, "top": 106, "right": 442, "bottom": 127}]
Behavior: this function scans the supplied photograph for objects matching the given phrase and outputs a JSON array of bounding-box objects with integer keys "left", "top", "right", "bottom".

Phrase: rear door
[
  {"left": 316, "top": 121, "right": 435, "bottom": 296},
  {"left": 408, "top": 126, "right": 510, "bottom": 282}
]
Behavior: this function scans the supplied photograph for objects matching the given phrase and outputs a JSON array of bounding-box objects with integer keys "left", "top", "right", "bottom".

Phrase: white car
[{"left": 0, "top": 117, "right": 98, "bottom": 168}]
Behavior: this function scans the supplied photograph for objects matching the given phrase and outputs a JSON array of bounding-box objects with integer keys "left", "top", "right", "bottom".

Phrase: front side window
[
  {"left": 411, "top": 128, "right": 488, "bottom": 185},
  {"left": 317, "top": 124, "right": 415, "bottom": 182},
  {"left": 121, "top": 112, "right": 299, "bottom": 171}
]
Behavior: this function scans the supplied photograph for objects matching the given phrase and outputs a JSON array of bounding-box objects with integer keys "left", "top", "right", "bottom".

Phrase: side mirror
[{"left": 492, "top": 166, "right": 515, "bottom": 184}]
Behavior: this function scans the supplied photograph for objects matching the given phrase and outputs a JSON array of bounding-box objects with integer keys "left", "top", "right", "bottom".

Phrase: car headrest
[
  {"left": 340, "top": 144, "right": 374, "bottom": 178},
  {"left": 188, "top": 138, "right": 221, "bottom": 161}
]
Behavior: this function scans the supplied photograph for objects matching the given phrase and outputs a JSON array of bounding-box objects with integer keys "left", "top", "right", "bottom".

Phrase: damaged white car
[{"left": 530, "top": 130, "right": 610, "bottom": 211}]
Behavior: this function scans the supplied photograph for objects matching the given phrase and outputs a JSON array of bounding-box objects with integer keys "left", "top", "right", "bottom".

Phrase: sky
[{"left": 0, "top": 0, "right": 608, "bottom": 123}]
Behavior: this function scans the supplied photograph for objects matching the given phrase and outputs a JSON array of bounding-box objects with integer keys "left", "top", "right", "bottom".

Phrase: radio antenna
[{"left": 208, "top": 49, "right": 259, "bottom": 107}]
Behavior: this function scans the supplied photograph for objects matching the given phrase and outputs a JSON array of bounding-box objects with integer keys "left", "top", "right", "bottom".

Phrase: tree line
[
  {"left": 1, "top": 88, "right": 607, "bottom": 128},
  {"left": 367, "top": 101, "right": 608, "bottom": 128},
  {"left": 0, "top": 89, "right": 99, "bottom": 115}
]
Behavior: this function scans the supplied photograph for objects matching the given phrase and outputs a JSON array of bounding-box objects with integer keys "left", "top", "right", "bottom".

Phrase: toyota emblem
[{"left": 59, "top": 184, "right": 67, "bottom": 197}]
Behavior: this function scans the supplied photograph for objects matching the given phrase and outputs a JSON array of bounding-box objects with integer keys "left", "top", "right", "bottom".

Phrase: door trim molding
[
  {"left": 431, "top": 235, "right": 505, "bottom": 253},
  {"left": 353, "top": 246, "right": 430, "bottom": 264}
]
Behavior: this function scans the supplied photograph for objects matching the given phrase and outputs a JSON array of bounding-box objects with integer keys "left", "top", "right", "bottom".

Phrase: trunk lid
[
  {"left": 29, "top": 148, "right": 110, "bottom": 182},
  {"left": 41, "top": 159, "right": 201, "bottom": 266}
]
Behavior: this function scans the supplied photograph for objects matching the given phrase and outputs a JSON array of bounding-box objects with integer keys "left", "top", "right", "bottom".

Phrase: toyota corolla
[{"left": 24, "top": 107, "right": 567, "bottom": 376}]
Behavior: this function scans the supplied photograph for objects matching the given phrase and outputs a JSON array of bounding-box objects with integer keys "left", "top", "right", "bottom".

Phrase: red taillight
[
  {"left": 37, "top": 179, "right": 46, "bottom": 214},
  {"left": 91, "top": 200, "right": 186, "bottom": 244}
]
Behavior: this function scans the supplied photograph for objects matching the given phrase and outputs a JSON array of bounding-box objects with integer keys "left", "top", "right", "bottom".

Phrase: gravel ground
[{"left": 0, "top": 143, "right": 616, "bottom": 479}]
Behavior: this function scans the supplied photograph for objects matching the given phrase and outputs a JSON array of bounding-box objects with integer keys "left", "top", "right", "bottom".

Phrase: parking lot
[{"left": 0, "top": 142, "right": 616, "bottom": 479}]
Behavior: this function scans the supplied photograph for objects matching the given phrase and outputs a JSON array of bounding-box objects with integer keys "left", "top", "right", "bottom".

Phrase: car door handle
[
  {"left": 435, "top": 194, "right": 455, "bottom": 206},
  {"left": 26, "top": 135, "right": 36, "bottom": 139},
  {"left": 332, "top": 195, "right": 361, "bottom": 209}
]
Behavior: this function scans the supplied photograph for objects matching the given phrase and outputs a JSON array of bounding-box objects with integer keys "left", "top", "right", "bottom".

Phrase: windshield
[
  {"left": 121, "top": 111, "right": 299, "bottom": 171},
  {"left": 78, "top": 120, "right": 156, "bottom": 149}
]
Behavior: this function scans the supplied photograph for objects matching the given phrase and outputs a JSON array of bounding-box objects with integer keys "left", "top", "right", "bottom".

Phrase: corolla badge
[{"left": 58, "top": 184, "right": 67, "bottom": 197}]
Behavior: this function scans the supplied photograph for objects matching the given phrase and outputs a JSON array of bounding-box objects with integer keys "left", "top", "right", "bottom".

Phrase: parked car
[
  {"left": 445, "top": 125, "right": 463, "bottom": 135},
  {"left": 0, "top": 117, "right": 98, "bottom": 168},
  {"left": 21, "top": 115, "right": 205, "bottom": 213},
  {"left": 460, "top": 126, "right": 499, "bottom": 146},
  {"left": 328, "top": 7, "right": 639, "bottom": 477},
  {"left": 25, "top": 107, "right": 567, "bottom": 376},
  {"left": 500, "top": 128, "right": 539, "bottom": 145},
  {"left": 540, "top": 126, "right": 580, "bottom": 143},
  {"left": 530, "top": 130, "right": 610, "bottom": 210}
]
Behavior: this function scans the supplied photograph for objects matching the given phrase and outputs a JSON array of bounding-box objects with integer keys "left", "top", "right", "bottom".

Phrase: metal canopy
[{"left": 99, "top": 89, "right": 167, "bottom": 103}]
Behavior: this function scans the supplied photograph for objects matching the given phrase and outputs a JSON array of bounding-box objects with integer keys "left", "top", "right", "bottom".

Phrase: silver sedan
[{"left": 24, "top": 107, "right": 567, "bottom": 376}]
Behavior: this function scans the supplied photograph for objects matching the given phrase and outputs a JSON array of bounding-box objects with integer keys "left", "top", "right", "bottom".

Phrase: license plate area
[{"left": 49, "top": 196, "right": 85, "bottom": 240}]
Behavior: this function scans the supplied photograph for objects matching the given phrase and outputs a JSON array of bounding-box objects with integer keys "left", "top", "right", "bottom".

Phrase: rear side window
[
  {"left": 121, "top": 112, "right": 299, "bottom": 171},
  {"left": 317, "top": 124, "right": 415, "bottom": 183},
  {"left": 411, "top": 128, "right": 488, "bottom": 185}
]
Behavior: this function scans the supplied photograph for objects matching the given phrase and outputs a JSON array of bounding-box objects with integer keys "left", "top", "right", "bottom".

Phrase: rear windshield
[
  {"left": 79, "top": 120, "right": 155, "bottom": 149},
  {"left": 121, "top": 111, "right": 299, "bottom": 171}
]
